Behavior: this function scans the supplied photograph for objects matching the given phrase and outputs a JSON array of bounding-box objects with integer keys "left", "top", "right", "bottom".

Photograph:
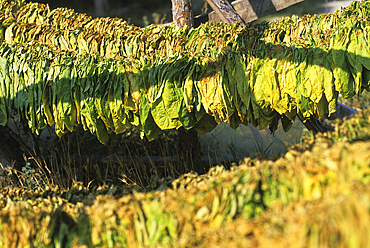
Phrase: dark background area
[
  {"left": 24, "top": 0, "right": 341, "bottom": 27},
  {"left": 24, "top": 0, "right": 208, "bottom": 26}
]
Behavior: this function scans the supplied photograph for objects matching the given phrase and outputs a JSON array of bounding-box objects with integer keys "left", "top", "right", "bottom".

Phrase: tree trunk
[{"left": 172, "top": 0, "right": 194, "bottom": 27}]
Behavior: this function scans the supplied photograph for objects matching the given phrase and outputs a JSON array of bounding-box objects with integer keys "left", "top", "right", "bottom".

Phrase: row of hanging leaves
[{"left": 0, "top": 0, "right": 369, "bottom": 143}]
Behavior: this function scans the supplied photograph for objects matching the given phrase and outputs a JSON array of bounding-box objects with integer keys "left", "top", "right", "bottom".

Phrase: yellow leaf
[
  {"left": 4, "top": 23, "right": 15, "bottom": 45},
  {"left": 77, "top": 32, "right": 89, "bottom": 53}
]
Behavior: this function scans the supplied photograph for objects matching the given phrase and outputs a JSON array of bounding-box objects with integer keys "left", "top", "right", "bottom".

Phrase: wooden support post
[
  {"left": 171, "top": 0, "right": 203, "bottom": 171},
  {"left": 172, "top": 0, "right": 194, "bottom": 27},
  {"left": 194, "top": 0, "right": 303, "bottom": 27},
  {"left": 204, "top": 0, "right": 244, "bottom": 24}
]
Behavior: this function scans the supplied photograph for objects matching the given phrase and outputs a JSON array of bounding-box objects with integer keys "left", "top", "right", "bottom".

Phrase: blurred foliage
[
  {"left": 258, "top": 0, "right": 352, "bottom": 22},
  {"left": 0, "top": 105, "right": 369, "bottom": 247}
]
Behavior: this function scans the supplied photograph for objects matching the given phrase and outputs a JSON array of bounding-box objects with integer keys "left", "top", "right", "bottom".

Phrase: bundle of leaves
[{"left": 0, "top": 0, "right": 369, "bottom": 143}]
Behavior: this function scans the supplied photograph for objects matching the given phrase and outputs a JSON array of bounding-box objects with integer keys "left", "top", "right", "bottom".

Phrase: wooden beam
[
  {"left": 195, "top": 0, "right": 304, "bottom": 27},
  {"left": 204, "top": 0, "right": 244, "bottom": 24}
]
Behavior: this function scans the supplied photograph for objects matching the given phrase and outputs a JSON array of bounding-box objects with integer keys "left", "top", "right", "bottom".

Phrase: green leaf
[
  {"left": 139, "top": 88, "right": 162, "bottom": 141},
  {"left": 150, "top": 95, "right": 180, "bottom": 130},
  {"left": 331, "top": 29, "right": 354, "bottom": 99},
  {"left": 107, "top": 67, "right": 130, "bottom": 134},
  {"left": 0, "top": 56, "right": 9, "bottom": 125},
  {"left": 346, "top": 28, "right": 363, "bottom": 95},
  {"left": 56, "top": 60, "right": 75, "bottom": 132},
  {"left": 194, "top": 113, "right": 217, "bottom": 135},
  {"left": 94, "top": 60, "right": 114, "bottom": 133},
  {"left": 183, "top": 60, "right": 196, "bottom": 112}
]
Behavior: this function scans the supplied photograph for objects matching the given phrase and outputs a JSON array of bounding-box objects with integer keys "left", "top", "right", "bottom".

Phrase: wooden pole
[
  {"left": 196, "top": 0, "right": 303, "bottom": 25},
  {"left": 204, "top": 0, "right": 244, "bottom": 24},
  {"left": 172, "top": 0, "right": 194, "bottom": 27},
  {"left": 171, "top": 0, "right": 203, "bottom": 171}
]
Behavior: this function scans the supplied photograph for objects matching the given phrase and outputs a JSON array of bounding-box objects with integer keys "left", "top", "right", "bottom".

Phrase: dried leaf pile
[
  {"left": 0, "top": 107, "right": 369, "bottom": 247},
  {"left": 0, "top": 0, "right": 370, "bottom": 142}
]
